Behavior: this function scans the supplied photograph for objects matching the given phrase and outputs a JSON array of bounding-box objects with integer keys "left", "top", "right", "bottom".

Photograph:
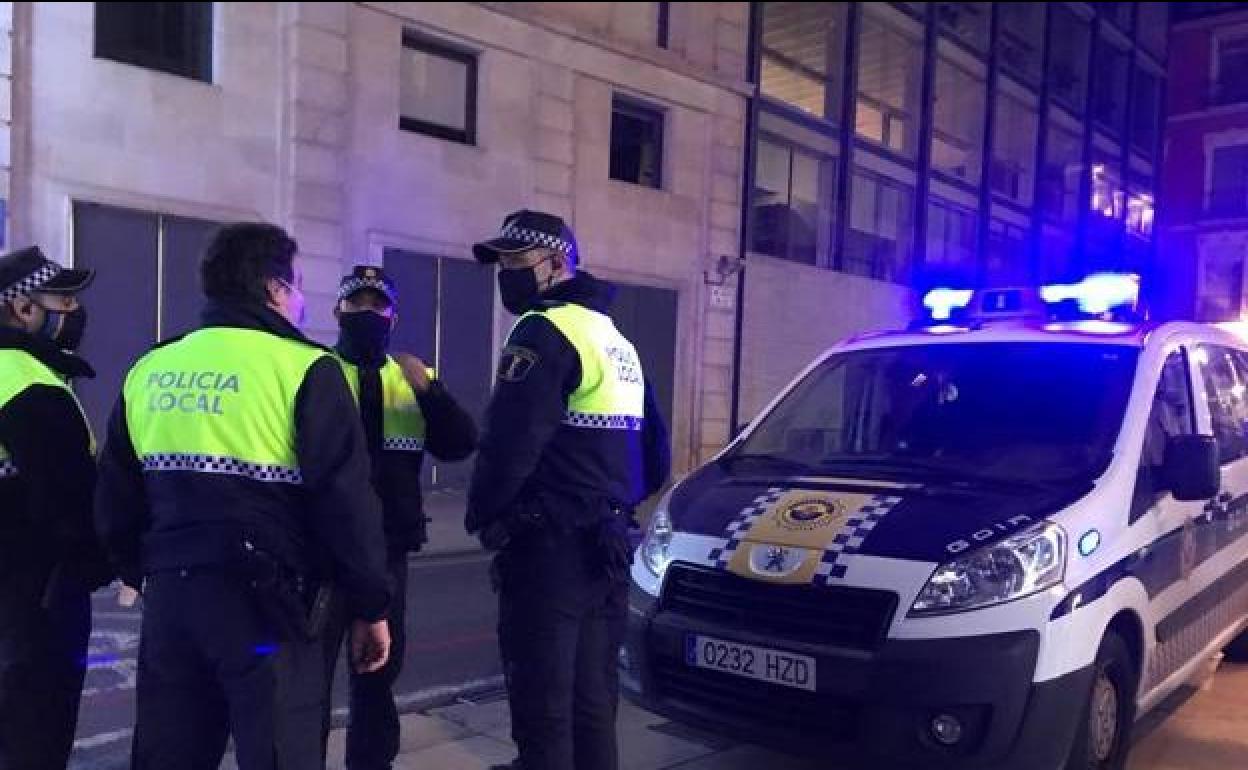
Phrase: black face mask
[
  {"left": 337, "top": 311, "right": 392, "bottom": 366},
  {"left": 38, "top": 304, "right": 87, "bottom": 351},
  {"left": 498, "top": 255, "right": 554, "bottom": 316}
]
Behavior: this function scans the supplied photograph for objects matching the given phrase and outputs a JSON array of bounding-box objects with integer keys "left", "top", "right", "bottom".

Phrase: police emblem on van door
[{"left": 749, "top": 544, "right": 808, "bottom": 577}]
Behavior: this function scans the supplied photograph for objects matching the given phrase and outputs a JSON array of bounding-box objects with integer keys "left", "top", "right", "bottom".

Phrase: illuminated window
[
  {"left": 759, "top": 2, "right": 849, "bottom": 123},
  {"left": 1126, "top": 191, "right": 1155, "bottom": 239},
  {"left": 856, "top": 11, "right": 922, "bottom": 158},
  {"left": 931, "top": 56, "right": 985, "bottom": 184}
]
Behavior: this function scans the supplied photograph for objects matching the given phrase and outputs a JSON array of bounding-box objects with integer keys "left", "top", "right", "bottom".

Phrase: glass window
[
  {"left": 845, "top": 169, "right": 914, "bottom": 283},
  {"left": 94, "top": 2, "right": 213, "bottom": 82},
  {"left": 925, "top": 198, "right": 978, "bottom": 282},
  {"left": 998, "top": 3, "right": 1046, "bottom": 85},
  {"left": 749, "top": 136, "right": 837, "bottom": 265},
  {"left": 1126, "top": 189, "right": 1155, "bottom": 240},
  {"left": 734, "top": 343, "right": 1139, "bottom": 485},
  {"left": 400, "top": 34, "right": 477, "bottom": 144},
  {"left": 937, "top": 3, "right": 991, "bottom": 52},
  {"left": 991, "top": 91, "right": 1039, "bottom": 205},
  {"left": 759, "top": 2, "right": 849, "bottom": 123},
  {"left": 1132, "top": 351, "right": 1194, "bottom": 521},
  {"left": 1039, "top": 226, "right": 1076, "bottom": 282},
  {"left": 1137, "top": 2, "right": 1168, "bottom": 59},
  {"left": 1208, "top": 144, "right": 1248, "bottom": 217},
  {"left": 986, "top": 219, "right": 1030, "bottom": 285},
  {"left": 1092, "top": 42, "right": 1130, "bottom": 137},
  {"left": 1197, "top": 346, "right": 1248, "bottom": 464},
  {"left": 1095, "top": 1, "right": 1135, "bottom": 31},
  {"left": 1215, "top": 35, "right": 1248, "bottom": 106},
  {"left": 1049, "top": 6, "right": 1091, "bottom": 113},
  {"left": 1090, "top": 155, "right": 1125, "bottom": 221},
  {"left": 931, "top": 56, "right": 986, "bottom": 184},
  {"left": 856, "top": 12, "right": 923, "bottom": 158},
  {"left": 1040, "top": 121, "right": 1083, "bottom": 224},
  {"left": 1198, "top": 256, "right": 1244, "bottom": 321},
  {"left": 610, "top": 97, "right": 665, "bottom": 188},
  {"left": 1130, "top": 67, "right": 1161, "bottom": 157}
]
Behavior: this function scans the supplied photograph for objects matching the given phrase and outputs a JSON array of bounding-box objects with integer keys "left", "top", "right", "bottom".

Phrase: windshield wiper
[{"left": 816, "top": 456, "right": 1053, "bottom": 490}]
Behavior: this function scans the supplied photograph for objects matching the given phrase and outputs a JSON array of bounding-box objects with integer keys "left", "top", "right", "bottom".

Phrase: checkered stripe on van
[
  {"left": 707, "top": 487, "right": 787, "bottom": 569},
  {"left": 813, "top": 495, "right": 904, "bottom": 585}
]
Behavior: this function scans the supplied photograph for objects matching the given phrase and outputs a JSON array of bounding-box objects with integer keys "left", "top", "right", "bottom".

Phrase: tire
[
  {"left": 1223, "top": 625, "right": 1248, "bottom": 662},
  {"left": 1064, "top": 632, "right": 1138, "bottom": 770}
]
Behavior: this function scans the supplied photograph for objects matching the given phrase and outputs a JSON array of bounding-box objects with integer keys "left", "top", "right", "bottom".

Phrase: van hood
[{"left": 669, "top": 460, "right": 1089, "bottom": 573}]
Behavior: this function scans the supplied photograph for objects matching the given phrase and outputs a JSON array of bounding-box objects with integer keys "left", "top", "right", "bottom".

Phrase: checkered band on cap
[
  {"left": 383, "top": 437, "right": 425, "bottom": 452},
  {"left": 141, "top": 453, "right": 303, "bottom": 485},
  {"left": 337, "top": 277, "right": 394, "bottom": 304},
  {"left": 0, "top": 263, "right": 60, "bottom": 303},
  {"left": 501, "top": 225, "right": 573, "bottom": 255},
  {"left": 562, "top": 411, "right": 643, "bottom": 431},
  {"left": 0, "top": 458, "right": 17, "bottom": 479}
]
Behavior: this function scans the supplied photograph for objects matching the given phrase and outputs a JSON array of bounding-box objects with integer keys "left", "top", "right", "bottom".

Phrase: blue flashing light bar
[
  {"left": 1039, "top": 273, "right": 1140, "bottom": 316},
  {"left": 922, "top": 288, "right": 974, "bottom": 321}
]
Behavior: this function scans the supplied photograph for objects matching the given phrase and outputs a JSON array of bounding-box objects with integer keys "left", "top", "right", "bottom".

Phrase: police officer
[
  {"left": 326, "top": 266, "right": 478, "bottom": 770},
  {"left": 94, "top": 223, "right": 393, "bottom": 770},
  {"left": 468, "top": 211, "right": 671, "bottom": 770},
  {"left": 0, "top": 246, "right": 112, "bottom": 769}
]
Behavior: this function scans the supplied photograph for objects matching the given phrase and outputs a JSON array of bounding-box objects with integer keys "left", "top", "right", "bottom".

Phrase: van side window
[
  {"left": 1131, "top": 351, "right": 1195, "bottom": 523},
  {"left": 1197, "top": 345, "right": 1248, "bottom": 464}
]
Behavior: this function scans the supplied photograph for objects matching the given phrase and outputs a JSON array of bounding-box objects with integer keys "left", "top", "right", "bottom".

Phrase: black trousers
[
  {"left": 496, "top": 528, "right": 627, "bottom": 770},
  {"left": 131, "top": 570, "right": 328, "bottom": 770},
  {"left": 0, "top": 563, "right": 91, "bottom": 770},
  {"left": 324, "top": 557, "right": 408, "bottom": 770}
]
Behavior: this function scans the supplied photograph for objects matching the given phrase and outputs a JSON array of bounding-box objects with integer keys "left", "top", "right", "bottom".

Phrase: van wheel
[{"left": 1065, "top": 632, "right": 1137, "bottom": 770}]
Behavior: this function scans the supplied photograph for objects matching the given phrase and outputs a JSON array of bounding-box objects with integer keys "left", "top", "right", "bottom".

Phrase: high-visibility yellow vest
[
  {"left": 123, "top": 327, "right": 328, "bottom": 484},
  {"left": 338, "top": 356, "right": 432, "bottom": 452},
  {"left": 515, "top": 303, "right": 645, "bottom": 431},
  {"left": 0, "top": 348, "right": 93, "bottom": 480}
]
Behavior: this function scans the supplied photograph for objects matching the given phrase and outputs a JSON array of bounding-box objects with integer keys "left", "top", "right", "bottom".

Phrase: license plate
[{"left": 685, "top": 634, "right": 816, "bottom": 692}]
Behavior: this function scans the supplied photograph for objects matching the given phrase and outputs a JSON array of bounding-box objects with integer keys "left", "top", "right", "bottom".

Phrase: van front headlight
[
  {"left": 909, "top": 523, "right": 1067, "bottom": 616},
  {"left": 640, "top": 504, "right": 675, "bottom": 579}
]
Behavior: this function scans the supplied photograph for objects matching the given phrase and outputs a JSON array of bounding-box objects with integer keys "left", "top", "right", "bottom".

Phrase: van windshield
[{"left": 733, "top": 342, "right": 1140, "bottom": 486}]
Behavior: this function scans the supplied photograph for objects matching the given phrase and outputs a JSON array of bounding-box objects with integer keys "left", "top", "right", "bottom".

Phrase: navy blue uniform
[{"left": 467, "top": 272, "right": 670, "bottom": 770}]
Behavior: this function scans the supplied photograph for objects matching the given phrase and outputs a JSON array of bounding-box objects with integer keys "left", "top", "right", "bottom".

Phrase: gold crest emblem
[{"left": 776, "top": 497, "right": 845, "bottom": 532}]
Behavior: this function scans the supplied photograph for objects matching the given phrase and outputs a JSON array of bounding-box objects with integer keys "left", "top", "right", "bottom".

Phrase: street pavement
[{"left": 69, "top": 548, "right": 499, "bottom": 770}]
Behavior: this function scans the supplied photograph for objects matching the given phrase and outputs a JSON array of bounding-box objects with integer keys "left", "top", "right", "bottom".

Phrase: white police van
[{"left": 622, "top": 274, "right": 1248, "bottom": 769}]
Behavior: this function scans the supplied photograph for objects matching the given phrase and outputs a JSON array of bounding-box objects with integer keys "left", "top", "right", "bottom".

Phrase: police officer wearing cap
[
  {"left": 469, "top": 211, "right": 671, "bottom": 770},
  {"left": 94, "top": 223, "right": 393, "bottom": 769},
  {"left": 0, "top": 246, "right": 112, "bottom": 768},
  {"left": 325, "top": 265, "right": 478, "bottom": 770}
]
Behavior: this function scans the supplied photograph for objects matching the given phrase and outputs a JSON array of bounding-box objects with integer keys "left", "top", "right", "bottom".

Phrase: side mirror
[{"left": 1164, "top": 435, "right": 1221, "bottom": 502}]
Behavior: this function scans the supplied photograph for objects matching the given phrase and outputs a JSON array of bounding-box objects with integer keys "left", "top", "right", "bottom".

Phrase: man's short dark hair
[{"left": 201, "top": 223, "right": 297, "bottom": 305}]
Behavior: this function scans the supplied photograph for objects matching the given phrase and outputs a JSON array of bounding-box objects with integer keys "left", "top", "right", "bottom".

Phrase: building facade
[
  {"left": 0, "top": 2, "right": 754, "bottom": 493},
  {"left": 737, "top": 2, "right": 1168, "bottom": 421},
  {"left": 1160, "top": 2, "right": 1248, "bottom": 322}
]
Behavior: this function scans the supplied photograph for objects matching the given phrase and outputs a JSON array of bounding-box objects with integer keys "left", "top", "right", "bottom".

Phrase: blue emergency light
[
  {"left": 922, "top": 288, "right": 974, "bottom": 321},
  {"left": 1039, "top": 273, "right": 1140, "bottom": 315},
  {"left": 918, "top": 272, "right": 1142, "bottom": 328}
]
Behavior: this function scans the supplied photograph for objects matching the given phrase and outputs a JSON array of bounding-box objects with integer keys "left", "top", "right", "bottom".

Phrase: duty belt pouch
[{"left": 242, "top": 543, "right": 334, "bottom": 642}]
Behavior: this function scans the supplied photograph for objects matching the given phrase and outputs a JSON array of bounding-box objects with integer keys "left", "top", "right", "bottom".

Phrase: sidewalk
[{"left": 309, "top": 659, "right": 1248, "bottom": 770}]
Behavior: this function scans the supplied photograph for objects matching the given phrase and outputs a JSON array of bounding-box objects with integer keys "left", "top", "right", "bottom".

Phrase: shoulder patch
[{"left": 498, "top": 346, "right": 540, "bottom": 383}]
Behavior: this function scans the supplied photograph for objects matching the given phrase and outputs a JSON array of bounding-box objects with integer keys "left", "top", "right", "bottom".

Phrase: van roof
[{"left": 838, "top": 320, "right": 1240, "bottom": 354}]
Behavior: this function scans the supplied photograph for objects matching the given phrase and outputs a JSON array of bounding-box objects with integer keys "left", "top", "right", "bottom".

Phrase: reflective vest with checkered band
[
  {"left": 124, "top": 328, "right": 327, "bottom": 484},
  {"left": 337, "top": 356, "right": 434, "bottom": 453},
  {"left": 515, "top": 303, "right": 646, "bottom": 432},
  {"left": 0, "top": 348, "right": 93, "bottom": 480}
]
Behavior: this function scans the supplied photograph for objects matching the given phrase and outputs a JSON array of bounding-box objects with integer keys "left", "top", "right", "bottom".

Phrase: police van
[{"left": 622, "top": 274, "right": 1248, "bottom": 770}]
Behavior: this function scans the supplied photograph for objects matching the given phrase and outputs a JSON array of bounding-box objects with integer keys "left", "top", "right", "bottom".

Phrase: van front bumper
[{"left": 621, "top": 584, "right": 1093, "bottom": 770}]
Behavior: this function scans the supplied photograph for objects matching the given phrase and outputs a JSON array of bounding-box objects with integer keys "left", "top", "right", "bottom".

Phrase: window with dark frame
[
  {"left": 94, "top": 2, "right": 213, "bottom": 82},
  {"left": 399, "top": 33, "right": 477, "bottom": 145},
  {"left": 610, "top": 96, "right": 665, "bottom": 189}
]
